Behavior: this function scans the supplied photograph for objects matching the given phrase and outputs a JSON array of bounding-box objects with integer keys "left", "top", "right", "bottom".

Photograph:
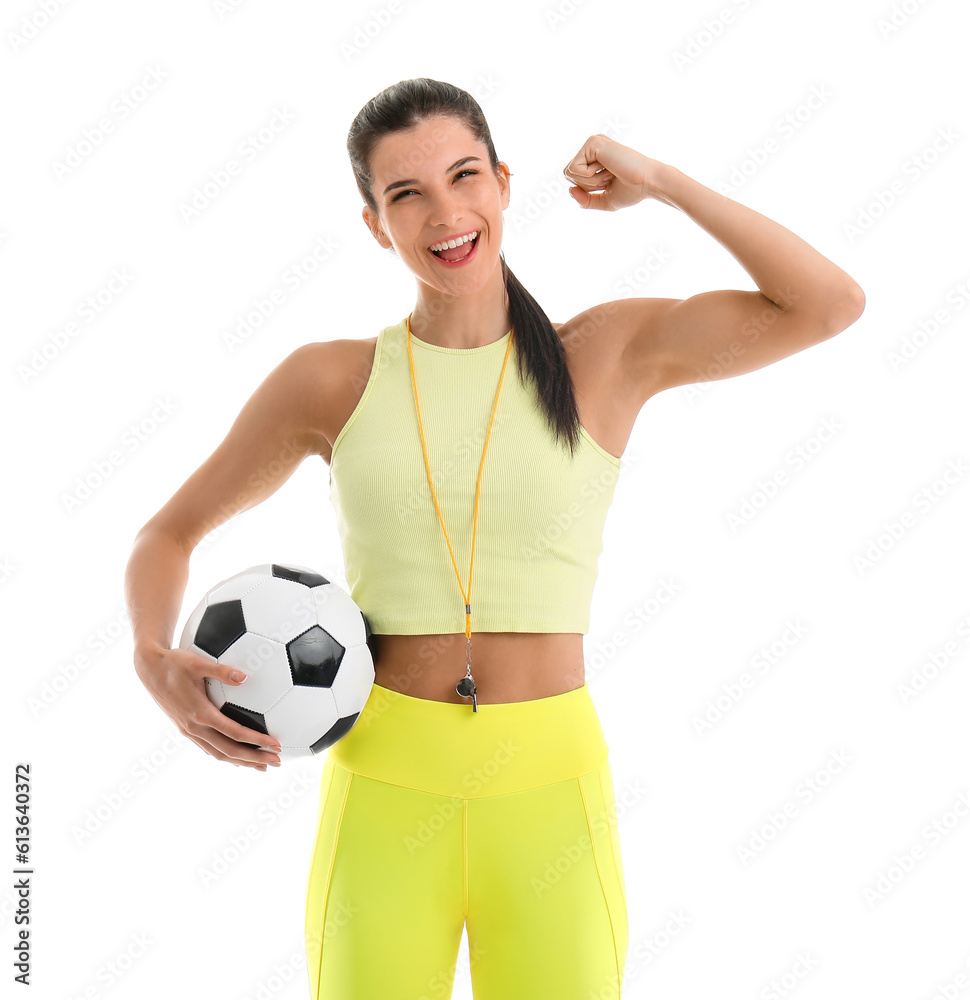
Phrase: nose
[{"left": 426, "top": 185, "right": 465, "bottom": 228}]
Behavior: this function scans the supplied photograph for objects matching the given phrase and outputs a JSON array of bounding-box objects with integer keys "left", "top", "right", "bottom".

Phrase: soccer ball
[{"left": 178, "top": 563, "right": 375, "bottom": 761}]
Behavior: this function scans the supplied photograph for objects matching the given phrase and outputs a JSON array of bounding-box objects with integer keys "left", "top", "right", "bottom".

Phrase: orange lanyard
[{"left": 405, "top": 312, "right": 515, "bottom": 711}]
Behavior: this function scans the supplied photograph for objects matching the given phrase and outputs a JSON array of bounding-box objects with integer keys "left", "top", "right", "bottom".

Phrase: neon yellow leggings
[{"left": 304, "top": 681, "right": 628, "bottom": 999}]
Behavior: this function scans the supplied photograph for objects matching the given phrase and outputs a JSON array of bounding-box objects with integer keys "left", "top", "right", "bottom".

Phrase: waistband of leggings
[{"left": 326, "top": 681, "right": 609, "bottom": 798}]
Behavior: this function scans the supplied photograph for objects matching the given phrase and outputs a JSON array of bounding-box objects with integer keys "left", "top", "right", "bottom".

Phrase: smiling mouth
[{"left": 429, "top": 233, "right": 479, "bottom": 262}]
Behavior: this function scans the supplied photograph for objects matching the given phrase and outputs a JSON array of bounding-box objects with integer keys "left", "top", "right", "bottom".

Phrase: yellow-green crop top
[{"left": 327, "top": 316, "right": 622, "bottom": 634}]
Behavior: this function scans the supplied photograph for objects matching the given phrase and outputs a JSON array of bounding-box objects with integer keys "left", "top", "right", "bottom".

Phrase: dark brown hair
[{"left": 347, "top": 77, "right": 583, "bottom": 458}]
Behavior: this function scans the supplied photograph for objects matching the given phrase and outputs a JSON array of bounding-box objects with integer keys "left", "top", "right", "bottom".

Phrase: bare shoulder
[
  {"left": 553, "top": 298, "right": 675, "bottom": 404},
  {"left": 546, "top": 301, "right": 677, "bottom": 459},
  {"left": 297, "top": 336, "right": 379, "bottom": 464}
]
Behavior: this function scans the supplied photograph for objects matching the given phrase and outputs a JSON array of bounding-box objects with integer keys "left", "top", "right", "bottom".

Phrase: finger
[
  {"left": 182, "top": 694, "right": 281, "bottom": 760},
  {"left": 195, "top": 724, "right": 281, "bottom": 766},
  {"left": 569, "top": 178, "right": 614, "bottom": 192},
  {"left": 564, "top": 133, "right": 617, "bottom": 178},
  {"left": 564, "top": 161, "right": 611, "bottom": 179},
  {"left": 564, "top": 139, "right": 605, "bottom": 170},
  {"left": 569, "top": 187, "right": 614, "bottom": 211},
  {"left": 194, "top": 680, "right": 282, "bottom": 752},
  {"left": 564, "top": 168, "right": 614, "bottom": 193},
  {"left": 184, "top": 732, "right": 266, "bottom": 770},
  {"left": 198, "top": 730, "right": 272, "bottom": 769}
]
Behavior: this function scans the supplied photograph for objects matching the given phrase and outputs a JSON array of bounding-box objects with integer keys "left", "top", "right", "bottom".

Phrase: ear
[
  {"left": 496, "top": 161, "right": 512, "bottom": 211},
  {"left": 362, "top": 206, "right": 389, "bottom": 248}
]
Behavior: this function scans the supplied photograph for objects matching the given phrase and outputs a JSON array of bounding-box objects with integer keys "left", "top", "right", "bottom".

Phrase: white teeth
[{"left": 429, "top": 231, "right": 478, "bottom": 252}]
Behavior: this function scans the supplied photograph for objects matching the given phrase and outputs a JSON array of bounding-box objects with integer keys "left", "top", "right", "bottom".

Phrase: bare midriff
[{"left": 369, "top": 631, "right": 586, "bottom": 705}]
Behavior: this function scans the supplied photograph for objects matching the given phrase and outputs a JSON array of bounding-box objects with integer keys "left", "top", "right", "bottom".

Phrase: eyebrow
[{"left": 382, "top": 156, "right": 482, "bottom": 198}]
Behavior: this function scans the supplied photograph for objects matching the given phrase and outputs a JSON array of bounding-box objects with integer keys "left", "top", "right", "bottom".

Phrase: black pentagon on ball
[
  {"left": 219, "top": 702, "right": 268, "bottom": 749},
  {"left": 196, "top": 599, "right": 247, "bottom": 658},
  {"left": 286, "top": 625, "right": 345, "bottom": 686},
  {"left": 272, "top": 564, "right": 330, "bottom": 588},
  {"left": 311, "top": 712, "right": 359, "bottom": 753}
]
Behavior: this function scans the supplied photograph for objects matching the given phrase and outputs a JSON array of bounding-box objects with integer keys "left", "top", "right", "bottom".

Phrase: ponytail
[{"left": 500, "top": 254, "right": 582, "bottom": 459}]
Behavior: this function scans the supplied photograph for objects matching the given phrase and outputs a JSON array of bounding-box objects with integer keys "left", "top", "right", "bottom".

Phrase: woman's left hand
[{"left": 562, "top": 135, "right": 665, "bottom": 212}]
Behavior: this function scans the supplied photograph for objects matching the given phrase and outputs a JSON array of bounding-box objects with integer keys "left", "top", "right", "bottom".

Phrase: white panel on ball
[{"left": 178, "top": 563, "right": 375, "bottom": 762}]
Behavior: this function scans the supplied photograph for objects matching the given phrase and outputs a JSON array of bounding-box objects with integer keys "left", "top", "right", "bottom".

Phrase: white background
[{"left": 4, "top": 0, "right": 970, "bottom": 998}]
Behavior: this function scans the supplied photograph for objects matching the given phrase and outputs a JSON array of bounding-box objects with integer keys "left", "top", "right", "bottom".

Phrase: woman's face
[{"left": 364, "top": 116, "right": 510, "bottom": 295}]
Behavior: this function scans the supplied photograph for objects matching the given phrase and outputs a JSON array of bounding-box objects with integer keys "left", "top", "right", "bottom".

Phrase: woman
[{"left": 125, "top": 78, "right": 864, "bottom": 999}]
